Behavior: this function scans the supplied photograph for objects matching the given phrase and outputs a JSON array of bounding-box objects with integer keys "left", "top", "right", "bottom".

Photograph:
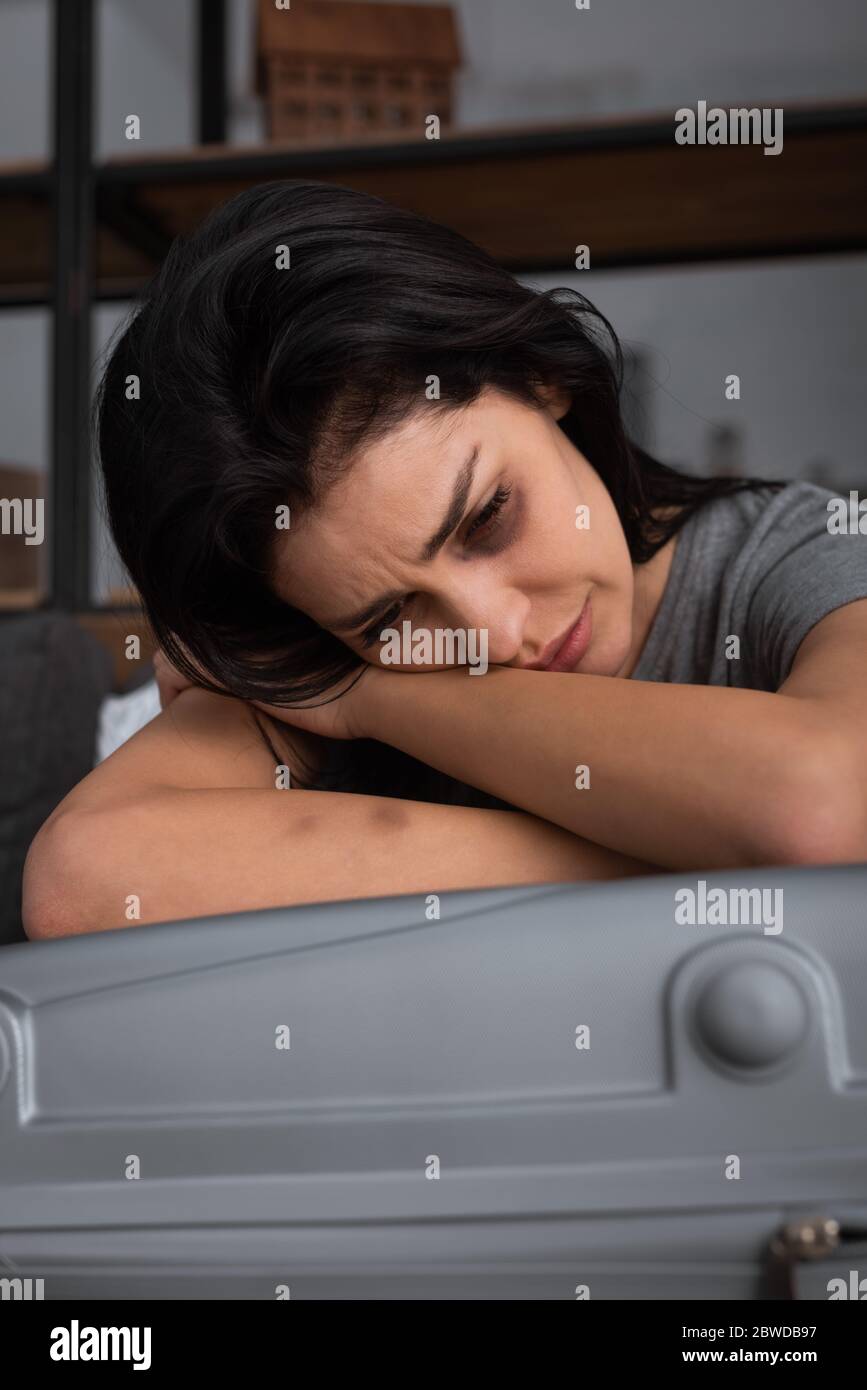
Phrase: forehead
[{"left": 270, "top": 401, "right": 473, "bottom": 623}]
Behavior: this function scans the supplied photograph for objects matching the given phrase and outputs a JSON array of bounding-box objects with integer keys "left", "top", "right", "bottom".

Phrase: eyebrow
[{"left": 330, "top": 444, "right": 481, "bottom": 633}]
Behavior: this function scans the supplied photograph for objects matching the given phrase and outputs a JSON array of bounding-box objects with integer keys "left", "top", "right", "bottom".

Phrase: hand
[{"left": 253, "top": 664, "right": 381, "bottom": 742}]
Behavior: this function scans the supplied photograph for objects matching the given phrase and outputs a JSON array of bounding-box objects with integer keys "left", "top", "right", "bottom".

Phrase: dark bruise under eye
[{"left": 357, "top": 483, "right": 513, "bottom": 650}]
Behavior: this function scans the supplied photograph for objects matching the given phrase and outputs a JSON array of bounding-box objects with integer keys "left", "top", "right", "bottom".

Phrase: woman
[{"left": 22, "top": 180, "right": 867, "bottom": 937}]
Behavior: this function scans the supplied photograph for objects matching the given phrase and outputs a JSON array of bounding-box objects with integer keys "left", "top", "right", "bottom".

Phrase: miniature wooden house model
[{"left": 255, "top": 0, "right": 462, "bottom": 142}]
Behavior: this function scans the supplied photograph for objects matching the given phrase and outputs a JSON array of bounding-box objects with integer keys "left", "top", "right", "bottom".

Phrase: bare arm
[
  {"left": 346, "top": 626, "right": 867, "bottom": 872},
  {"left": 22, "top": 687, "right": 657, "bottom": 938}
]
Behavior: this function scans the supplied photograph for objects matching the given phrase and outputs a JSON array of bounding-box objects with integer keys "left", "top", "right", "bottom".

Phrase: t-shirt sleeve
[{"left": 745, "top": 483, "right": 867, "bottom": 690}]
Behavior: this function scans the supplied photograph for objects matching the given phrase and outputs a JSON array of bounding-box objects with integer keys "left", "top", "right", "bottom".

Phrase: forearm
[
  {"left": 357, "top": 667, "right": 822, "bottom": 871},
  {"left": 24, "top": 783, "right": 656, "bottom": 937}
]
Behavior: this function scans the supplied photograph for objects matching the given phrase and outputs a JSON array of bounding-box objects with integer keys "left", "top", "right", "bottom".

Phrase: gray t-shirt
[{"left": 631, "top": 481, "right": 867, "bottom": 691}]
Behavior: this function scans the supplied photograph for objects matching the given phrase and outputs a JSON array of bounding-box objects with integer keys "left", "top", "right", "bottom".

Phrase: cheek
[
  {"left": 528, "top": 469, "right": 609, "bottom": 582},
  {"left": 579, "top": 489, "right": 632, "bottom": 587},
  {"left": 516, "top": 489, "right": 579, "bottom": 582},
  {"left": 539, "top": 513, "right": 611, "bottom": 589}
]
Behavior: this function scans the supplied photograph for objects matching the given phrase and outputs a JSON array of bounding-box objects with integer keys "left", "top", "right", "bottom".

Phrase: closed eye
[
  {"left": 465, "top": 482, "right": 512, "bottom": 543},
  {"left": 358, "top": 482, "right": 514, "bottom": 648},
  {"left": 360, "top": 600, "right": 408, "bottom": 649}
]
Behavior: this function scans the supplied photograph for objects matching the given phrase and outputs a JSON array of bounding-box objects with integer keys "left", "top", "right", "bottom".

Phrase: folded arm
[
  {"left": 346, "top": 601, "right": 867, "bottom": 872},
  {"left": 22, "top": 687, "right": 656, "bottom": 939}
]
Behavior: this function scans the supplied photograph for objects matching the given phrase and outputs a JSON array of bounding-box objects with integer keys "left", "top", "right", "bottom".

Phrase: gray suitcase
[{"left": 1, "top": 862, "right": 866, "bottom": 1300}]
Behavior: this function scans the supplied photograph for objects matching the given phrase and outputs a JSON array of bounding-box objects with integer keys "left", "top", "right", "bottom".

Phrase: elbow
[
  {"left": 22, "top": 810, "right": 97, "bottom": 940},
  {"left": 751, "top": 746, "right": 867, "bottom": 868}
]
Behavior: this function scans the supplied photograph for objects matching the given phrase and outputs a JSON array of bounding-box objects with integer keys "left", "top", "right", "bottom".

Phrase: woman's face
[{"left": 270, "top": 385, "right": 638, "bottom": 677}]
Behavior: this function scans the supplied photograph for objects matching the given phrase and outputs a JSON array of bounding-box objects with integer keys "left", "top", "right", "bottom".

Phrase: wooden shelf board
[{"left": 0, "top": 102, "right": 864, "bottom": 295}]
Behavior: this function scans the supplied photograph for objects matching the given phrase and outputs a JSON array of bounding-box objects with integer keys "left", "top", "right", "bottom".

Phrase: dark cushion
[{"left": 0, "top": 613, "right": 114, "bottom": 945}]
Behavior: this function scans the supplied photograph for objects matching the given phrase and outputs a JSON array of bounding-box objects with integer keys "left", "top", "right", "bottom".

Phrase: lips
[{"left": 526, "top": 596, "right": 593, "bottom": 672}]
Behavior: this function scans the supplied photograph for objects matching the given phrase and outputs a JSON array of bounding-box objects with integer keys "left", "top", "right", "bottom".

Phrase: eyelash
[
  {"left": 465, "top": 482, "right": 513, "bottom": 542},
  {"left": 359, "top": 481, "right": 514, "bottom": 648}
]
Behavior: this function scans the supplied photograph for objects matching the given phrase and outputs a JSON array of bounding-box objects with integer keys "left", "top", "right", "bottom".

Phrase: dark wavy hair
[{"left": 93, "top": 178, "right": 782, "bottom": 810}]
